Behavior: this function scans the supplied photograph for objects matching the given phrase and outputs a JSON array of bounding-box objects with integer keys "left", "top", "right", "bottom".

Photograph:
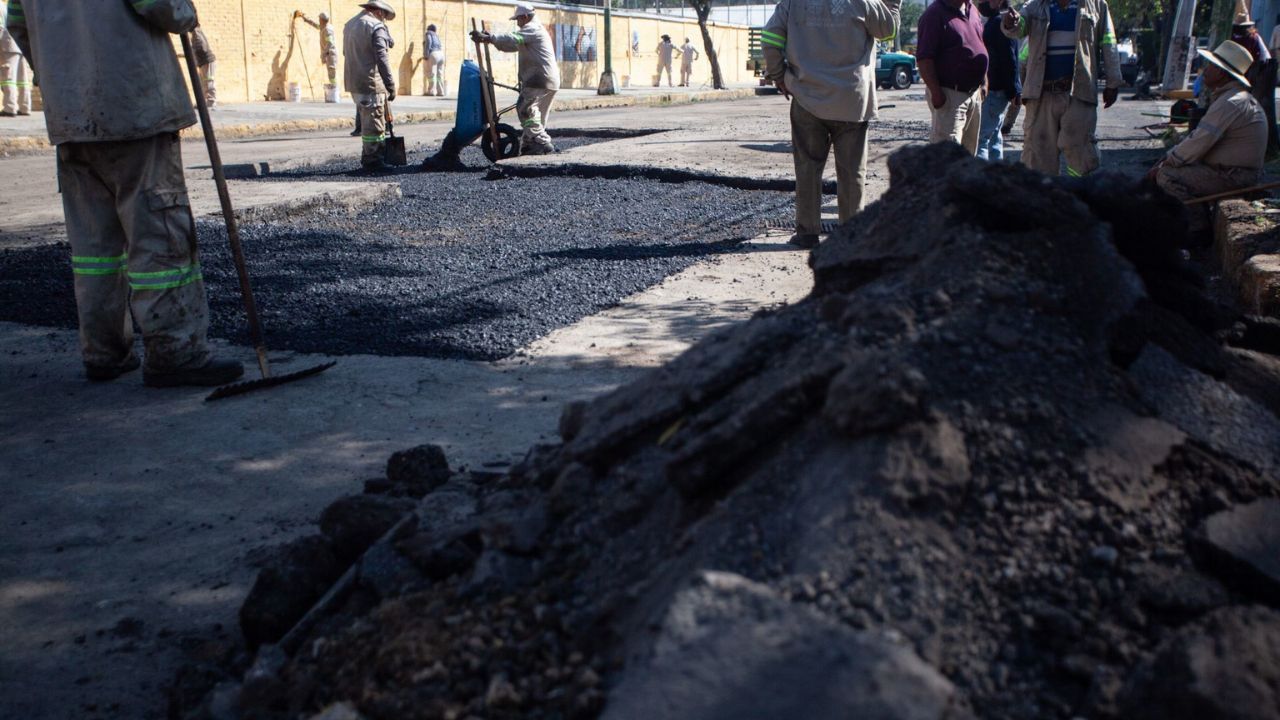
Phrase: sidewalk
[{"left": 0, "top": 82, "right": 765, "bottom": 153}]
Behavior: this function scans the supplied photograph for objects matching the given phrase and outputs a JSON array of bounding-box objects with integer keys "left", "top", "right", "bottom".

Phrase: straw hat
[
  {"left": 1233, "top": 0, "right": 1254, "bottom": 26},
  {"left": 1198, "top": 39, "right": 1255, "bottom": 86},
  {"left": 360, "top": 0, "right": 396, "bottom": 20}
]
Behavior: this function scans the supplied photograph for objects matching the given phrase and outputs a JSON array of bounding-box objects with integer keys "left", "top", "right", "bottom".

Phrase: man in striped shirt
[{"left": 1002, "top": 0, "right": 1122, "bottom": 176}]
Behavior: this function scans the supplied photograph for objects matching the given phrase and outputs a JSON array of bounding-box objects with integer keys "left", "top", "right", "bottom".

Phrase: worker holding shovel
[
  {"left": 344, "top": 0, "right": 397, "bottom": 171},
  {"left": 3, "top": 0, "right": 243, "bottom": 387}
]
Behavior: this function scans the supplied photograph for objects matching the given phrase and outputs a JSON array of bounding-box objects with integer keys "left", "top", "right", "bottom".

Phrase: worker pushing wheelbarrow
[{"left": 422, "top": 3, "right": 560, "bottom": 170}]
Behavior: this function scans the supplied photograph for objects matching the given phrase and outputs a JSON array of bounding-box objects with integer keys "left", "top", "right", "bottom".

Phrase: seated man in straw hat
[{"left": 1148, "top": 40, "right": 1267, "bottom": 241}]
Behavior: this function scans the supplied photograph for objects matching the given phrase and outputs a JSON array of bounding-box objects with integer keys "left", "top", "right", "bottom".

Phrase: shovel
[
  {"left": 384, "top": 100, "right": 407, "bottom": 166},
  {"left": 180, "top": 32, "right": 336, "bottom": 401}
]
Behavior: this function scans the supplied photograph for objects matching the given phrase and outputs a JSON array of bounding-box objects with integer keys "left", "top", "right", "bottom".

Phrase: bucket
[
  {"left": 324, "top": 84, "right": 340, "bottom": 103},
  {"left": 287, "top": 82, "right": 302, "bottom": 102}
]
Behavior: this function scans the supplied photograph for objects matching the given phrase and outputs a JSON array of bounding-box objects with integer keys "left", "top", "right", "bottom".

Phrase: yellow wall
[{"left": 188, "top": 0, "right": 751, "bottom": 102}]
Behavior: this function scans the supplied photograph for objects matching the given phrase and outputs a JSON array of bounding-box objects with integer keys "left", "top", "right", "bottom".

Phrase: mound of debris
[{"left": 202, "top": 144, "right": 1280, "bottom": 720}]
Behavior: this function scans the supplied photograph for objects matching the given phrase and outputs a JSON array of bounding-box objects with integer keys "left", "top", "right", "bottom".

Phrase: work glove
[
  {"left": 470, "top": 30, "right": 492, "bottom": 43},
  {"left": 387, "top": 87, "right": 397, "bottom": 102}
]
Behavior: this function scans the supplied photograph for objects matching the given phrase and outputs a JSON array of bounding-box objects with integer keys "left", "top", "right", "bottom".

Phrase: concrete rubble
[{"left": 162, "top": 143, "right": 1279, "bottom": 719}]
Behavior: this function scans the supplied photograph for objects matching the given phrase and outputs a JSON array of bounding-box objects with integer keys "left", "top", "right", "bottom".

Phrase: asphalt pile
[{"left": 187, "top": 144, "right": 1280, "bottom": 720}]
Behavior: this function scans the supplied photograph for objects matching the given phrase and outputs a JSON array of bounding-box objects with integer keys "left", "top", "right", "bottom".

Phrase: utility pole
[
  {"left": 598, "top": 0, "right": 619, "bottom": 94},
  {"left": 1162, "top": 0, "right": 1198, "bottom": 93}
]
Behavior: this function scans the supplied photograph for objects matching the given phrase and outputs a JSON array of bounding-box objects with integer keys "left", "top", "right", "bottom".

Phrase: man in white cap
[
  {"left": 344, "top": 0, "right": 397, "bottom": 170},
  {"left": 472, "top": 3, "right": 560, "bottom": 155},
  {"left": 1002, "top": 0, "right": 1122, "bottom": 177},
  {"left": 679, "top": 36, "right": 699, "bottom": 86},
  {"left": 1149, "top": 40, "right": 1267, "bottom": 241},
  {"left": 298, "top": 10, "right": 339, "bottom": 96}
]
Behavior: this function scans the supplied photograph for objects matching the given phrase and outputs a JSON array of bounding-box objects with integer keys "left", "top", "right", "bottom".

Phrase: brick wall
[{"left": 185, "top": 0, "right": 750, "bottom": 102}]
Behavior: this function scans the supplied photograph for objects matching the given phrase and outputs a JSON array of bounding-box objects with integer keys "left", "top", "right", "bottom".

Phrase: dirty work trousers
[
  {"left": 198, "top": 60, "right": 217, "bottom": 108},
  {"left": 517, "top": 87, "right": 556, "bottom": 153},
  {"left": 791, "top": 100, "right": 869, "bottom": 236},
  {"left": 655, "top": 59, "right": 674, "bottom": 87},
  {"left": 324, "top": 55, "right": 337, "bottom": 85},
  {"left": 56, "top": 133, "right": 212, "bottom": 372},
  {"left": 0, "top": 52, "right": 32, "bottom": 115},
  {"left": 977, "top": 90, "right": 1013, "bottom": 161},
  {"left": 1021, "top": 90, "right": 1099, "bottom": 177},
  {"left": 930, "top": 86, "right": 983, "bottom": 155},
  {"left": 354, "top": 92, "right": 388, "bottom": 166},
  {"left": 425, "top": 50, "right": 446, "bottom": 96},
  {"left": 681, "top": 62, "right": 693, "bottom": 86},
  {"left": 1156, "top": 163, "right": 1260, "bottom": 234}
]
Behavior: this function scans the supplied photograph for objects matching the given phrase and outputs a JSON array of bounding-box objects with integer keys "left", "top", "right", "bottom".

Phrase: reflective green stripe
[
  {"left": 361, "top": 133, "right": 386, "bottom": 143},
  {"left": 1018, "top": 43, "right": 1029, "bottom": 62},
  {"left": 129, "top": 264, "right": 202, "bottom": 291},
  {"left": 0, "top": 81, "right": 14, "bottom": 87},
  {"left": 760, "top": 30, "right": 786, "bottom": 44},
  {"left": 521, "top": 119, "right": 537, "bottom": 127},
  {"left": 1065, "top": 166, "right": 1082, "bottom": 177},
  {"left": 72, "top": 253, "right": 128, "bottom": 263},
  {"left": 74, "top": 267, "right": 127, "bottom": 276},
  {"left": 1100, "top": 33, "right": 1116, "bottom": 45},
  {"left": 761, "top": 37, "right": 786, "bottom": 50},
  {"left": 515, "top": 34, "right": 525, "bottom": 45}
]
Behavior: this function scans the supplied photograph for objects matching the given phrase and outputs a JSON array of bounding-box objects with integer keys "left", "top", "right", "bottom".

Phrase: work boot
[
  {"left": 85, "top": 353, "right": 141, "bottom": 382},
  {"left": 789, "top": 233, "right": 819, "bottom": 249},
  {"left": 521, "top": 143, "right": 556, "bottom": 156},
  {"left": 362, "top": 158, "right": 390, "bottom": 173},
  {"left": 144, "top": 357, "right": 245, "bottom": 388}
]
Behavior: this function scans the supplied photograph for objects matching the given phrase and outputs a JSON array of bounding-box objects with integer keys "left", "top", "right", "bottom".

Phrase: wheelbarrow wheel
[{"left": 481, "top": 123, "right": 522, "bottom": 162}]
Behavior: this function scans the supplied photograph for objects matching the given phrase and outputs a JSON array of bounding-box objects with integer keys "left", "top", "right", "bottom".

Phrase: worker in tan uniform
[
  {"left": 655, "top": 34, "right": 676, "bottom": 87},
  {"left": 1002, "top": 0, "right": 1122, "bottom": 177},
  {"left": 298, "top": 11, "right": 339, "bottom": 96},
  {"left": 191, "top": 21, "right": 216, "bottom": 108},
  {"left": 344, "top": 0, "right": 397, "bottom": 171},
  {"left": 4, "top": 0, "right": 242, "bottom": 386},
  {"left": 1149, "top": 40, "right": 1267, "bottom": 240},
  {"left": 0, "top": 0, "right": 31, "bottom": 116},
  {"left": 472, "top": 3, "right": 561, "bottom": 155},
  {"left": 679, "top": 37, "right": 699, "bottom": 86},
  {"left": 763, "top": 0, "right": 900, "bottom": 248}
]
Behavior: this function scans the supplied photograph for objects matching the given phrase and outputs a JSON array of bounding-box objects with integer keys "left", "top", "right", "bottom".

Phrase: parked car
[{"left": 876, "top": 46, "right": 917, "bottom": 90}]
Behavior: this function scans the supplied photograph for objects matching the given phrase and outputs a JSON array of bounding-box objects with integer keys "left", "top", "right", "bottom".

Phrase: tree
[
  {"left": 896, "top": 1, "right": 925, "bottom": 50},
  {"left": 688, "top": 0, "right": 727, "bottom": 88}
]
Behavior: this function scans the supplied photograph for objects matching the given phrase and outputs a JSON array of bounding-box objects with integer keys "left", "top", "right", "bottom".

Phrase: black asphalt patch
[{"left": 0, "top": 151, "right": 793, "bottom": 361}]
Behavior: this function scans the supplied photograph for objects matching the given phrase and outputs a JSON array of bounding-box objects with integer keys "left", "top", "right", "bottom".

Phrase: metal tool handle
[
  {"left": 471, "top": 18, "right": 503, "bottom": 161},
  {"left": 181, "top": 32, "right": 271, "bottom": 379}
]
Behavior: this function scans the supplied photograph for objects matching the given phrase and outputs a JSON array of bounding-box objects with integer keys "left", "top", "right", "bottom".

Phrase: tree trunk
[{"left": 692, "top": 2, "right": 726, "bottom": 89}]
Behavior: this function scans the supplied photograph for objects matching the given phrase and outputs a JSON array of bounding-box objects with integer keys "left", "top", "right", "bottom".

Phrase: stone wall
[{"left": 185, "top": 0, "right": 753, "bottom": 103}]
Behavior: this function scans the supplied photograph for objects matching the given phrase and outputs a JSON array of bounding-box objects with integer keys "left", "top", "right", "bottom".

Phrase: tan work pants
[
  {"left": 1157, "top": 163, "right": 1260, "bottom": 233},
  {"left": 655, "top": 59, "right": 674, "bottom": 87},
  {"left": 680, "top": 62, "right": 693, "bottom": 86},
  {"left": 57, "top": 133, "right": 212, "bottom": 372},
  {"left": 425, "top": 51, "right": 446, "bottom": 96},
  {"left": 1020, "top": 91, "right": 1099, "bottom": 176},
  {"left": 517, "top": 87, "right": 556, "bottom": 152},
  {"left": 791, "top": 100, "right": 869, "bottom": 236},
  {"left": 929, "top": 86, "right": 982, "bottom": 154},
  {"left": 198, "top": 60, "right": 217, "bottom": 108},
  {"left": 356, "top": 93, "right": 387, "bottom": 166},
  {"left": 1, "top": 52, "right": 32, "bottom": 115}
]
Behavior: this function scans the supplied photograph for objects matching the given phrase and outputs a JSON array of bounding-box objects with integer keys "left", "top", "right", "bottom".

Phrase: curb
[
  {"left": 1214, "top": 199, "right": 1280, "bottom": 318},
  {"left": 0, "top": 88, "right": 760, "bottom": 156}
]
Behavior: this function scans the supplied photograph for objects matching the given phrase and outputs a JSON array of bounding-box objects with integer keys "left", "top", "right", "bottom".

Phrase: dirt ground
[{"left": 0, "top": 90, "right": 1171, "bottom": 720}]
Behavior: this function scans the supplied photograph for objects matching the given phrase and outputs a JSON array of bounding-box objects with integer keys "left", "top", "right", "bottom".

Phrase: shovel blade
[
  {"left": 384, "top": 136, "right": 408, "bottom": 166},
  {"left": 205, "top": 361, "right": 337, "bottom": 401}
]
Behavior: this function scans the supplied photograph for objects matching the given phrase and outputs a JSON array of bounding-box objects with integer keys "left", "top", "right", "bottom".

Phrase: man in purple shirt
[{"left": 917, "top": 0, "right": 989, "bottom": 154}]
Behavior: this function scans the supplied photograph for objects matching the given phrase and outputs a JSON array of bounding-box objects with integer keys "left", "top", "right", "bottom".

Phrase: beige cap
[{"left": 511, "top": 2, "right": 535, "bottom": 19}]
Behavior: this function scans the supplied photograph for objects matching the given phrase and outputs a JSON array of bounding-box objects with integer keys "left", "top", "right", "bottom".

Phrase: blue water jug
[{"left": 455, "top": 59, "right": 485, "bottom": 144}]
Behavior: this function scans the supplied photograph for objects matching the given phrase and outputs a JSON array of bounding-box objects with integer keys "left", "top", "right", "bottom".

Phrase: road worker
[
  {"left": 1002, "top": 0, "right": 1122, "bottom": 177},
  {"left": 763, "top": 0, "right": 900, "bottom": 248},
  {"left": 656, "top": 34, "right": 676, "bottom": 87},
  {"left": 679, "top": 37, "right": 699, "bottom": 86},
  {"left": 344, "top": 0, "right": 397, "bottom": 171},
  {"left": 0, "top": 0, "right": 31, "bottom": 116},
  {"left": 1149, "top": 40, "right": 1267, "bottom": 242},
  {"left": 425, "top": 23, "right": 446, "bottom": 96},
  {"left": 299, "top": 10, "right": 339, "bottom": 98},
  {"left": 3, "top": 0, "right": 243, "bottom": 386},
  {"left": 471, "top": 2, "right": 560, "bottom": 155}
]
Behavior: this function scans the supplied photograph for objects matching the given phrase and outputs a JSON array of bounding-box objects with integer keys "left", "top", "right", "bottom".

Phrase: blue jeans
[{"left": 977, "top": 90, "right": 1013, "bottom": 161}]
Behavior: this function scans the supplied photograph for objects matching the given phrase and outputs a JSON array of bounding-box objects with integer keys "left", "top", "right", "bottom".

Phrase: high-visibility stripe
[
  {"left": 1065, "top": 166, "right": 1082, "bottom": 177},
  {"left": 128, "top": 264, "right": 202, "bottom": 291},
  {"left": 361, "top": 133, "right": 386, "bottom": 142},
  {"left": 515, "top": 34, "right": 525, "bottom": 45},
  {"left": 521, "top": 118, "right": 537, "bottom": 127},
  {"left": 760, "top": 30, "right": 786, "bottom": 44},
  {"left": 72, "top": 253, "right": 129, "bottom": 276},
  {"left": 761, "top": 36, "right": 786, "bottom": 50},
  {"left": 1101, "top": 32, "right": 1116, "bottom": 45}
]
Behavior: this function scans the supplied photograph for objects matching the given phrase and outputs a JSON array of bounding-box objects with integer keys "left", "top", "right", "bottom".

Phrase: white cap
[{"left": 511, "top": 2, "right": 535, "bottom": 19}]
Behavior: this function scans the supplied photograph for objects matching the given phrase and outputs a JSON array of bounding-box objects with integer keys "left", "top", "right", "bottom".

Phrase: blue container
[{"left": 454, "top": 59, "right": 485, "bottom": 145}]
